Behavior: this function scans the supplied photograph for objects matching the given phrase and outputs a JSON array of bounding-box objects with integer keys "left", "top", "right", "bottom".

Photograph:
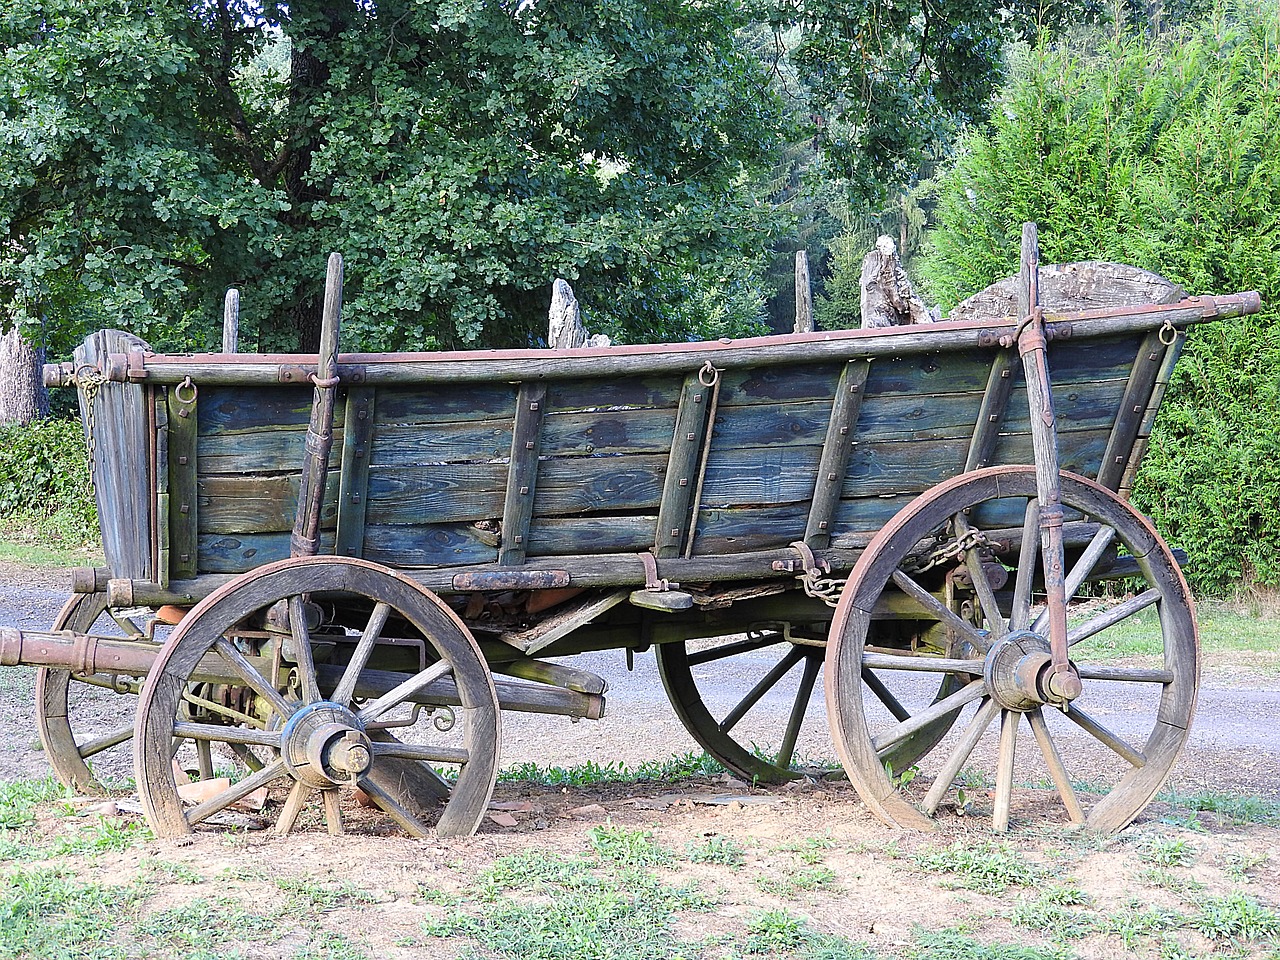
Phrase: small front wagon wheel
[
  {"left": 826, "top": 466, "right": 1197, "bottom": 833},
  {"left": 134, "top": 557, "right": 500, "bottom": 839}
]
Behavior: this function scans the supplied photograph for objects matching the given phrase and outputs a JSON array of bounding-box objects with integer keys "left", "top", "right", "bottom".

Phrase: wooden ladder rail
[{"left": 803, "top": 359, "right": 871, "bottom": 549}]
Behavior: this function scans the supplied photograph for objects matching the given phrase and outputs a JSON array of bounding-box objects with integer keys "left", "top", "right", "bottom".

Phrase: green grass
[
  {"left": 1190, "top": 893, "right": 1280, "bottom": 942},
  {"left": 1070, "top": 601, "right": 1280, "bottom": 668},
  {"left": 1009, "top": 886, "right": 1093, "bottom": 939},
  {"left": 0, "top": 777, "right": 69, "bottom": 830},
  {"left": 1136, "top": 835, "right": 1196, "bottom": 867},
  {"left": 909, "top": 928, "right": 1072, "bottom": 960},
  {"left": 757, "top": 865, "right": 838, "bottom": 898},
  {"left": 0, "top": 866, "right": 142, "bottom": 960},
  {"left": 274, "top": 876, "right": 378, "bottom": 912},
  {"left": 913, "top": 841, "right": 1046, "bottom": 893},
  {"left": 134, "top": 896, "right": 281, "bottom": 956},
  {"left": 1159, "top": 788, "right": 1280, "bottom": 825},
  {"left": 498, "top": 751, "right": 725, "bottom": 786},
  {"left": 684, "top": 835, "right": 746, "bottom": 866},
  {"left": 587, "top": 823, "right": 673, "bottom": 867}
]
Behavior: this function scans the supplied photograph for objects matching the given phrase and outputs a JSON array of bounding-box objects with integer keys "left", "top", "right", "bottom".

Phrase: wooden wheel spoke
[
  {"left": 957, "top": 517, "right": 1006, "bottom": 640},
  {"left": 172, "top": 721, "right": 281, "bottom": 749},
  {"left": 1027, "top": 708, "right": 1084, "bottom": 824},
  {"left": 1062, "top": 705, "right": 1146, "bottom": 767},
  {"left": 921, "top": 697, "right": 999, "bottom": 816},
  {"left": 992, "top": 709, "right": 1019, "bottom": 833},
  {"left": 356, "top": 772, "right": 433, "bottom": 838},
  {"left": 776, "top": 654, "right": 821, "bottom": 769},
  {"left": 76, "top": 724, "right": 134, "bottom": 759},
  {"left": 288, "top": 596, "right": 322, "bottom": 704},
  {"left": 872, "top": 678, "right": 986, "bottom": 753},
  {"left": 186, "top": 759, "right": 287, "bottom": 827},
  {"left": 860, "top": 668, "right": 911, "bottom": 722},
  {"left": 229, "top": 742, "right": 267, "bottom": 772},
  {"left": 371, "top": 740, "right": 469, "bottom": 765},
  {"left": 331, "top": 602, "right": 392, "bottom": 707},
  {"left": 356, "top": 660, "right": 454, "bottom": 725},
  {"left": 1033, "top": 525, "right": 1118, "bottom": 634},
  {"left": 1011, "top": 499, "right": 1040, "bottom": 630},
  {"left": 686, "top": 633, "right": 787, "bottom": 667},
  {"left": 275, "top": 780, "right": 313, "bottom": 836},
  {"left": 890, "top": 570, "right": 990, "bottom": 653},
  {"left": 1076, "top": 664, "right": 1174, "bottom": 683},
  {"left": 109, "top": 612, "right": 145, "bottom": 639},
  {"left": 196, "top": 741, "right": 215, "bottom": 781},
  {"left": 718, "top": 646, "right": 804, "bottom": 735},
  {"left": 322, "top": 788, "right": 344, "bottom": 836},
  {"left": 1068, "top": 589, "right": 1160, "bottom": 647},
  {"left": 214, "top": 636, "right": 296, "bottom": 719},
  {"left": 860, "top": 652, "right": 985, "bottom": 675}
]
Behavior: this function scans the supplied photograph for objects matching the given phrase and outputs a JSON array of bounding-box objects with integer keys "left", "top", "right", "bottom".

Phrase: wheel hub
[
  {"left": 280, "top": 701, "right": 373, "bottom": 787},
  {"left": 983, "top": 630, "right": 1081, "bottom": 711}
]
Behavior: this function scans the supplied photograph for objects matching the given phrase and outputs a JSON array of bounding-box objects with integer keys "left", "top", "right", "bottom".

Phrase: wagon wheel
[
  {"left": 134, "top": 557, "right": 500, "bottom": 839},
  {"left": 35, "top": 593, "right": 145, "bottom": 793},
  {"left": 656, "top": 627, "right": 962, "bottom": 784},
  {"left": 826, "top": 466, "right": 1197, "bottom": 833}
]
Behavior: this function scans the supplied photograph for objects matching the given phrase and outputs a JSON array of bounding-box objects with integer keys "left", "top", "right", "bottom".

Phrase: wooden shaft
[
  {"left": 222, "top": 289, "right": 240, "bottom": 354},
  {"left": 291, "top": 254, "right": 344, "bottom": 558},
  {"left": 66, "top": 291, "right": 1260, "bottom": 387}
]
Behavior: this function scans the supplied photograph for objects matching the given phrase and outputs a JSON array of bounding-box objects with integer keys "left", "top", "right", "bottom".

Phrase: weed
[
  {"left": 1190, "top": 893, "right": 1280, "bottom": 943},
  {"left": 415, "top": 883, "right": 461, "bottom": 907},
  {"left": 499, "top": 752, "right": 725, "bottom": 786},
  {"left": 1219, "top": 850, "right": 1268, "bottom": 881},
  {"left": 136, "top": 896, "right": 281, "bottom": 951},
  {"left": 0, "top": 777, "right": 68, "bottom": 829},
  {"left": 140, "top": 858, "right": 202, "bottom": 884},
  {"left": 1138, "top": 868, "right": 1205, "bottom": 899},
  {"left": 1009, "top": 886, "right": 1092, "bottom": 938},
  {"left": 275, "top": 877, "right": 377, "bottom": 912},
  {"left": 50, "top": 816, "right": 151, "bottom": 856},
  {"left": 1158, "top": 788, "right": 1280, "bottom": 826},
  {"left": 292, "top": 932, "right": 370, "bottom": 960},
  {"left": 0, "top": 866, "right": 142, "bottom": 960},
  {"left": 1137, "top": 835, "right": 1195, "bottom": 867},
  {"left": 910, "top": 927, "right": 1073, "bottom": 959},
  {"left": 744, "top": 908, "right": 808, "bottom": 953},
  {"left": 685, "top": 835, "right": 745, "bottom": 866},
  {"left": 588, "top": 822, "right": 672, "bottom": 867},
  {"left": 757, "top": 865, "right": 837, "bottom": 898},
  {"left": 914, "top": 841, "right": 1045, "bottom": 893},
  {"left": 1093, "top": 901, "right": 1183, "bottom": 949}
]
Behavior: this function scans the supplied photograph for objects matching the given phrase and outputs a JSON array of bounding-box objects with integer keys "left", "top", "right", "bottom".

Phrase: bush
[
  {"left": 920, "top": 2, "right": 1280, "bottom": 594},
  {"left": 0, "top": 418, "right": 97, "bottom": 541}
]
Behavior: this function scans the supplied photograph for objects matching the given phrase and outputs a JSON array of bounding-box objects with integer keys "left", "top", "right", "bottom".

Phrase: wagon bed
[{"left": 5, "top": 225, "right": 1262, "bottom": 839}]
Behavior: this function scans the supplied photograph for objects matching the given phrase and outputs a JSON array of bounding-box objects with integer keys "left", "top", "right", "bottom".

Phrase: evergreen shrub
[{"left": 0, "top": 418, "right": 97, "bottom": 539}]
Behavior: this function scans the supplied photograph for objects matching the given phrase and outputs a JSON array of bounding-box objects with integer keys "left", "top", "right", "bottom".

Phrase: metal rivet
[
  {"left": 1115, "top": 456, "right": 1125, "bottom": 464},
  {"left": 989, "top": 414, "right": 998, "bottom": 422},
  {"left": 1001, "top": 369, "right": 1011, "bottom": 378},
  {"left": 694, "top": 394, "right": 703, "bottom": 402},
  {"left": 687, "top": 433, "right": 696, "bottom": 441},
  {"left": 679, "top": 478, "right": 688, "bottom": 486},
  {"left": 520, "top": 485, "right": 529, "bottom": 495},
  {"left": 827, "top": 472, "right": 837, "bottom": 481},
  {"left": 179, "top": 503, "right": 190, "bottom": 514},
  {"left": 514, "top": 535, "right": 524, "bottom": 545},
  {"left": 351, "top": 493, "right": 361, "bottom": 503},
  {"left": 1133, "top": 405, "right": 1143, "bottom": 413},
  {"left": 818, "top": 521, "right": 828, "bottom": 530},
  {"left": 178, "top": 410, "right": 190, "bottom": 419},
  {"left": 525, "top": 441, "right": 535, "bottom": 450},
  {"left": 530, "top": 401, "right": 540, "bottom": 411},
  {"left": 839, "top": 426, "right": 848, "bottom": 435},
  {"left": 179, "top": 554, "right": 190, "bottom": 563},
  {"left": 671, "top": 528, "right": 680, "bottom": 537},
  {"left": 178, "top": 456, "right": 188, "bottom": 465}
]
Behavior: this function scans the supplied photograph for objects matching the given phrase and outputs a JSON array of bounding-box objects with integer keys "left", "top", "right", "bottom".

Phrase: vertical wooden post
[
  {"left": 291, "top": 254, "right": 343, "bottom": 559},
  {"left": 1015, "top": 224, "right": 1074, "bottom": 695},
  {"left": 222, "top": 289, "right": 240, "bottom": 354},
  {"left": 794, "top": 251, "right": 814, "bottom": 333}
]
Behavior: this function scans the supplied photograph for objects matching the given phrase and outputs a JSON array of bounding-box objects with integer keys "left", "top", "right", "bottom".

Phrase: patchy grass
[
  {"left": 1069, "top": 601, "right": 1280, "bottom": 670},
  {"left": 913, "top": 841, "right": 1046, "bottom": 893},
  {"left": 498, "top": 752, "right": 725, "bottom": 786},
  {"left": 0, "top": 867, "right": 142, "bottom": 960}
]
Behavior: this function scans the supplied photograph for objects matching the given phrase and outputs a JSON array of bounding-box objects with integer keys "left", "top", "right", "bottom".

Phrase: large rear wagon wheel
[
  {"left": 134, "top": 557, "right": 500, "bottom": 839},
  {"left": 826, "top": 466, "right": 1197, "bottom": 833}
]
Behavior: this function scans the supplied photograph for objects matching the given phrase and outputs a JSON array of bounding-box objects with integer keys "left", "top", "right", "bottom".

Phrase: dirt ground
[{"left": 2, "top": 561, "right": 1279, "bottom": 959}]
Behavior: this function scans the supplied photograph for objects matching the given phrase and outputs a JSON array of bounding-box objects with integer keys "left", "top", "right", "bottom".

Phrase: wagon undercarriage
[{"left": 3, "top": 224, "right": 1260, "bottom": 839}]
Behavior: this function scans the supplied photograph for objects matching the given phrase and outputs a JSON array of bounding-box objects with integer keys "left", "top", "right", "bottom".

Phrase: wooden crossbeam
[
  {"left": 499, "top": 382, "right": 547, "bottom": 565},
  {"left": 805, "top": 359, "right": 871, "bottom": 548}
]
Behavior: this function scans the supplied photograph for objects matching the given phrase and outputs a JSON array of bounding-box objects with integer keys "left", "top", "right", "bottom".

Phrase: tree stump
[
  {"left": 949, "top": 262, "right": 1185, "bottom": 321},
  {"left": 548, "top": 279, "right": 610, "bottom": 348},
  {"left": 859, "top": 236, "right": 932, "bottom": 328}
]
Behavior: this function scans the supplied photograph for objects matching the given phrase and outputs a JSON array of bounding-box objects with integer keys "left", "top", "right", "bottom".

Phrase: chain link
[
  {"left": 903, "top": 527, "right": 991, "bottom": 576},
  {"left": 75, "top": 367, "right": 109, "bottom": 498}
]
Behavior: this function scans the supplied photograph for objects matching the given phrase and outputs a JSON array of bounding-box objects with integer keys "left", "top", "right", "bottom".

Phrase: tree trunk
[{"left": 0, "top": 325, "right": 47, "bottom": 425}]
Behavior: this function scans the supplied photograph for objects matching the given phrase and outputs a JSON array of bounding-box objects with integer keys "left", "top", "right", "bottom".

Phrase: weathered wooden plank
[
  {"left": 198, "top": 471, "right": 340, "bottom": 534},
  {"left": 534, "top": 455, "right": 667, "bottom": 516},
  {"left": 499, "top": 382, "right": 547, "bottom": 565},
  {"left": 1121, "top": 332, "right": 1185, "bottom": 498},
  {"left": 654, "top": 373, "right": 716, "bottom": 558},
  {"left": 545, "top": 377, "right": 682, "bottom": 412},
  {"left": 364, "top": 463, "right": 507, "bottom": 524},
  {"left": 703, "top": 399, "right": 832, "bottom": 448},
  {"left": 715, "top": 363, "right": 843, "bottom": 405},
  {"left": 167, "top": 379, "right": 199, "bottom": 579},
  {"left": 1096, "top": 331, "right": 1168, "bottom": 491},
  {"left": 368, "top": 419, "right": 512, "bottom": 466},
  {"left": 361, "top": 524, "right": 499, "bottom": 568},
  {"left": 197, "top": 531, "right": 338, "bottom": 573},
  {"left": 541, "top": 407, "right": 676, "bottom": 457},
  {"left": 335, "top": 387, "right": 376, "bottom": 557},
  {"left": 75, "top": 331, "right": 153, "bottom": 580},
  {"left": 199, "top": 385, "right": 313, "bottom": 432},
  {"left": 806, "top": 360, "right": 871, "bottom": 547},
  {"left": 527, "top": 515, "right": 657, "bottom": 556},
  {"left": 374, "top": 382, "right": 517, "bottom": 424},
  {"left": 690, "top": 503, "right": 814, "bottom": 554},
  {"left": 700, "top": 446, "right": 825, "bottom": 508}
]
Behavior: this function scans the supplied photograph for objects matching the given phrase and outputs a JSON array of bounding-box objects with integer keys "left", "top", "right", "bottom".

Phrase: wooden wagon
[{"left": 1, "top": 225, "right": 1261, "bottom": 838}]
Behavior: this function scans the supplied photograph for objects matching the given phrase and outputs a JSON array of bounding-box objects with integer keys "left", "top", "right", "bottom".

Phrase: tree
[{"left": 919, "top": 2, "right": 1280, "bottom": 593}]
